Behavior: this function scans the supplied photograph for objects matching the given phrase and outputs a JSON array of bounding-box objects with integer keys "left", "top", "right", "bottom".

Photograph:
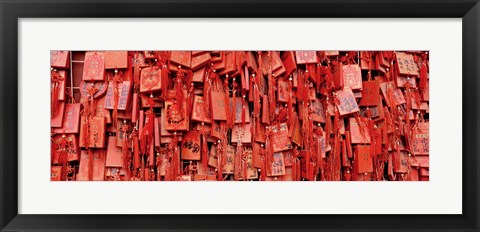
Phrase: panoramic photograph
[{"left": 50, "top": 50, "right": 429, "bottom": 181}]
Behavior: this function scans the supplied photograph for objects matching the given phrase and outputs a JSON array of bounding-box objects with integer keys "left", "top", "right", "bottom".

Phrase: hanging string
[
  {"left": 224, "top": 78, "right": 233, "bottom": 128},
  {"left": 109, "top": 69, "right": 124, "bottom": 127},
  {"left": 121, "top": 120, "right": 131, "bottom": 181},
  {"left": 50, "top": 69, "right": 64, "bottom": 117},
  {"left": 198, "top": 123, "right": 210, "bottom": 173},
  {"left": 140, "top": 97, "right": 155, "bottom": 156},
  {"left": 232, "top": 76, "right": 238, "bottom": 125},
  {"left": 259, "top": 144, "right": 267, "bottom": 181}
]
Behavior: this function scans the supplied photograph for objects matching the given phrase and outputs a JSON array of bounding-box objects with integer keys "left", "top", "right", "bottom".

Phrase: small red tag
[
  {"left": 348, "top": 117, "right": 371, "bottom": 144},
  {"left": 192, "top": 95, "right": 213, "bottom": 123},
  {"left": 50, "top": 166, "right": 63, "bottom": 181},
  {"left": 295, "top": 51, "right": 318, "bottom": 64},
  {"left": 412, "top": 122, "right": 429, "bottom": 155},
  {"left": 271, "top": 123, "right": 293, "bottom": 152},
  {"left": 181, "top": 131, "right": 201, "bottom": 160},
  {"left": 105, "top": 136, "right": 123, "bottom": 167},
  {"left": 359, "top": 80, "right": 380, "bottom": 106},
  {"left": 170, "top": 51, "right": 192, "bottom": 68},
  {"left": 395, "top": 52, "right": 420, "bottom": 76},
  {"left": 210, "top": 91, "right": 227, "bottom": 121},
  {"left": 82, "top": 51, "right": 105, "bottom": 81},
  {"left": 191, "top": 52, "right": 211, "bottom": 70},
  {"left": 354, "top": 145, "right": 373, "bottom": 174},
  {"left": 50, "top": 51, "right": 70, "bottom": 69},
  {"left": 164, "top": 100, "right": 188, "bottom": 131},
  {"left": 231, "top": 124, "right": 252, "bottom": 144},
  {"left": 104, "top": 51, "right": 128, "bottom": 69},
  {"left": 79, "top": 116, "right": 106, "bottom": 148},
  {"left": 140, "top": 66, "right": 162, "bottom": 93},
  {"left": 336, "top": 87, "right": 360, "bottom": 116},
  {"left": 267, "top": 152, "right": 286, "bottom": 176},
  {"left": 342, "top": 64, "right": 362, "bottom": 90},
  {"left": 51, "top": 101, "right": 65, "bottom": 128}
]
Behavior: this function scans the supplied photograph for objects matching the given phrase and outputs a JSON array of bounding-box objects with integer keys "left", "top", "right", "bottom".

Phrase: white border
[{"left": 19, "top": 18, "right": 462, "bottom": 214}]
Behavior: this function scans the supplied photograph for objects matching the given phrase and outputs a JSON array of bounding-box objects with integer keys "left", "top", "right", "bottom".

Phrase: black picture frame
[{"left": 1, "top": 0, "right": 478, "bottom": 231}]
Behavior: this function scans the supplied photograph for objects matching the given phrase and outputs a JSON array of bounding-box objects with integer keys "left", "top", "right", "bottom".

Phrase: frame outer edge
[
  {"left": 1, "top": 0, "right": 19, "bottom": 231},
  {"left": 473, "top": 3, "right": 480, "bottom": 231},
  {"left": 1, "top": 0, "right": 6, "bottom": 231},
  {"left": 0, "top": 0, "right": 2, "bottom": 230},
  {"left": 0, "top": 0, "right": 477, "bottom": 18},
  {"left": 1, "top": 0, "right": 479, "bottom": 231},
  {"left": 463, "top": 2, "right": 480, "bottom": 231}
]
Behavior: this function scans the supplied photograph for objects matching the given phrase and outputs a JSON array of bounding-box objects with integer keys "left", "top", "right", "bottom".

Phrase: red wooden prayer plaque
[
  {"left": 336, "top": 87, "right": 360, "bottom": 116},
  {"left": 210, "top": 91, "right": 227, "bottom": 121},
  {"left": 207, "top": 144, "right": 218, "bottom": 168},
  {"left": 77, "top": 150, "right": 107, "bottom": 181},
  {"left": 354, "top": 145, "right": 373, "bottom": 174},
  {"left": 412, "top": 121, "right": 429, "bottom": 155},
  {"left": 53, "top": 103, "right": 81, "bottom": 134},
  {"left": 282, "top": 150, "right": 294, "bottom": 167},
  {"left": 192, "top": 66, "right": 206, "bottom": 83},
  {"left": 281, "top": 51, "right": 297, "bottom": 77},
  {"left": 219, "top": 51, "right": 237, "bottom": 75},
  {"left": 79, "top": 116, "right": 106, "bottom": 148},
  {"left": 140, "top": 66, "right": 162, "bottom": 93},
  {"left": 170, "top": 51, "right": 192, "bottom": 68},
  {"left": 52, "top": 134, "right": 79, "bottom": 163},
  {"left": 359, "top": 80, "right": 380, "bottom": 106},
  {"left": 181, "top": 131, "right": 201, "bottom": 161},
  {"left": 380, "top": 81, "right": 406, "bottom": 107},
  {"left": 50, "top": 50, "right": 70, "bottom": 69},
  {"left": 342, "top": 64, "right": 362, "bottom": 90},
  {"left": 236, "top": 147, "right": 258, "bottom": 180},
  {"left": 230, "top": 97, "right": 250, "bottom": 124},
  {"left": 50, "top": 166, "right": 63, "bottom": 181},
  {"left": 79, "top": 81, "right": 108, "bottom": 99},
  {"left": 53, "top": 70, "right": 67, "bottom": 101},
  {"left": 393, "top": 151, "right": 409, "bottom": 173},
  {"left": 105, "top": 136, "right": 123, "bottom": 167},
  {"left": 104, "top": 81, "right": 132, "bottom": 110},
  {"left": 192, "top": 95, "right": 213, "bottom": 123},
  {"left": 51, "top": 101, "right": 65, "bottom": 128},
  {"left": 348, "top": 117, "right": 371, "bottom": 144},
  {"left": 311, "top": 98, "right": 326, "bottom": 123},
  {"left": 191, "top": 52, "right": 211, "bottom": 70},
  {"left": 116, "top": 119, "right": 131, "bottom": 148},
  {"left": 267, "top": 152, "right": 286, "bottom": 176},
  {"left": 396, "top": 75, "right": 417, "bottom": 88},
  {"left": 82, "top": 51, "right": 105, "bottom": 81},
  {"left": 295, "top": 51, "right": 318, "bottom": 64},
  {"left": 164, "top": 100, "right": 188, "bottom": 131},
  {"left": 277, "top": 78, "right": 290, "bottom": 103},
  {"left": 271, "top": 123, "right": 293, "bottom": 152},
  {"left": 222, "top": 145, "right": 235, "bottom": 174},
  {"left": 104, "top": 51, "right": 128, "bottom": 69},
  {"left": 395, "top": 52, "right": 420, "bottom": 76},
  {"left": 409, "top": 168, "right": 419, "bottom": 181},
  {"left": 231, "top": 123, "right": 252, "bottom": 144}
]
